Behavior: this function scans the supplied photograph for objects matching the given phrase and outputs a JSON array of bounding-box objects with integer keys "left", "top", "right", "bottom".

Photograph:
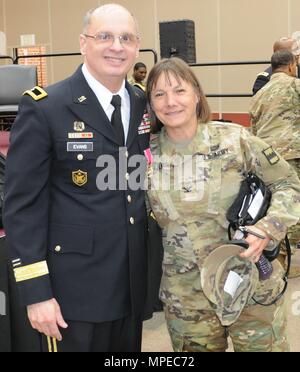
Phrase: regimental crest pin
[
  {"left": 72, "top": 170, "right": 88, "bottom": 187},
  {"left": 74, "top": 121, "right": 85, "bottom": 132}
]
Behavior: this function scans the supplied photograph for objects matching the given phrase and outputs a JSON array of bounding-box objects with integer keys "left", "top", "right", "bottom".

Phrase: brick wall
[{"left": 18, "top": 46, "right": 47, "bottom": 87}]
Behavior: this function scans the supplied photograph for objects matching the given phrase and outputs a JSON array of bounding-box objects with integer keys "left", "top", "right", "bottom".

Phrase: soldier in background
[
  {"left": 128, "top": 62, "right": 147, "bottom": 91},
  {"left": 250, "top": 49, "right": 300, "bottom": 278},
  {"left": 252, "top": 33, "right": 300, "bottom": 95},
  {"left": 146, "top": 57, "right": 300, "bottom": 352}
]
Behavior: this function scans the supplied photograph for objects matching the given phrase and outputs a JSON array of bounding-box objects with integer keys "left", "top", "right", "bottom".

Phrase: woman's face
[{"left": 150, "top": 72, "right": 199, "bottom": 130}]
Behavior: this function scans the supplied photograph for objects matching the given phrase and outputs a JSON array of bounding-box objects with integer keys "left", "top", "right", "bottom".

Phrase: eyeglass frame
[{"left": 83, "top": 32, "right": 140, "bottom": 47}]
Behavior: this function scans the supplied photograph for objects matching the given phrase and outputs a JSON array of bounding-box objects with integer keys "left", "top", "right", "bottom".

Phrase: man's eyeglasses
[{"left": 83, "top": 32, "right": 139, "bottom": 47}]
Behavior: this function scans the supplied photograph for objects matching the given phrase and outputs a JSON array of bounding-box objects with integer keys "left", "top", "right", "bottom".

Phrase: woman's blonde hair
[{"left": 146, "top": 57, "right": 211, "bottom": 132}]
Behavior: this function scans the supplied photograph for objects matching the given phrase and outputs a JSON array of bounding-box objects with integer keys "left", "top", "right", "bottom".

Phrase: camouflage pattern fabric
[
  {"left": 147, "top": 121, "right": 300, "bottom": 352},
  {"left": 164, "top": 297, "right": 288, "bottom": 352},
  {"left": 250, "top": 72, "right": 300, "bottom": 252},
  {"left": 287, "top": 159, "right": 300, "bottom": 249},
  {"left": 249, "top": 72, "right": 300, "bottom": 161},
  {"left": 200, "top": 244, "right": 259, "bottom": 326}
]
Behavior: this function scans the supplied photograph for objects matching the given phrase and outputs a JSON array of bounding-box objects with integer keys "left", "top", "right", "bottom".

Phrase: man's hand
[
  {"left": 239, "top": 226, "right": 271, "bottom": 263},
  {"left": 27, "top": 298, "right": 68, "bottom": 341}
]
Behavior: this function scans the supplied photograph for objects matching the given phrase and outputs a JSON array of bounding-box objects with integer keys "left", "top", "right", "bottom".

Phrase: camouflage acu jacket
[
  {"left": 250, "top": 72, "right": 300, "bottom": 160},
  {"left": 147, "top": 122, "right": 300, "bottom": 310}
]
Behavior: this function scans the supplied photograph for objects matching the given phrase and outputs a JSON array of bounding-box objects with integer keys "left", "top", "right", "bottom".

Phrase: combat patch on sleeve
[
  {"left": 262, "top": 146, "right": 280, "bottom": 165},
  {"left": 23, "top": 86, "right": 48, "bottom": 101}
]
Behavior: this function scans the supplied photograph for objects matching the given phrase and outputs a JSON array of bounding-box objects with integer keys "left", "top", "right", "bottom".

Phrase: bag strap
[
  {"left": 228, "top": 223, "right": 291, "bottom": 307},
  {"left": 252, "top": 234, "right": 290, "bottom": 307},
  {"left": 284, "top": 235, "right": 291, "bottom": 279}
]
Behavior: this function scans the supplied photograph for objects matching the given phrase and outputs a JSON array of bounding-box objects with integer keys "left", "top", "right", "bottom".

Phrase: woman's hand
[{"left": 239, "top": 226, "right": 271, "bottom": 263}]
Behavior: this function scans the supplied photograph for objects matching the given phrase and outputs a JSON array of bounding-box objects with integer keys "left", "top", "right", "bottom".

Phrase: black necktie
[{"left": 111, "top": 95, "right": 125, "bottom": 146}]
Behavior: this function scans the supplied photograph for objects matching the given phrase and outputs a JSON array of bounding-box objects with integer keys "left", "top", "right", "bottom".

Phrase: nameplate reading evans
[{"left": 67, "top": 142, "right": 94, "bottom": 152}]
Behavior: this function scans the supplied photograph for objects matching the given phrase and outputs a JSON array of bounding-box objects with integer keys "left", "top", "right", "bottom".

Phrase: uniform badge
[
  {"left": 74, "top": 121, "right": 85, "bottom": 132},
  {"left": 144, "top": 148, "right": 154, "bottom": 177},
  {"left": 68, "top": 132, "right": 94, "bottom": 139},
  {"left": 67, "top": 142, "right": 93, "bottom": 152},
  {"left": 12, "top": 258, "right": 22, "bottom": 268},
  {"left": 144, "top": 148, "right": 153, "bottom": 165},
  {"left": 72, "top": 170, "right": 88, "bottom": 187},
  {"left": 262, "top": 147, "right": 280, "bottom": 165},
  {"left": 138, "top": 113, "right": 151, "bottom": 135},
  {"left": 78, "top": 96, "right": 87, "bottom": 103}
]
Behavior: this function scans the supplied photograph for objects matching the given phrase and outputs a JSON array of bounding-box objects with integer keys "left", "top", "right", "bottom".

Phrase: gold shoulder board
[{"left": 23, "top": 86, "right": 48, "bottom": 101}]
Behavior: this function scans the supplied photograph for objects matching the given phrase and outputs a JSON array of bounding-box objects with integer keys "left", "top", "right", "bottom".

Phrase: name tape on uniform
[{"left": 67, "top": 142, "right": 94, "bottom": 152}]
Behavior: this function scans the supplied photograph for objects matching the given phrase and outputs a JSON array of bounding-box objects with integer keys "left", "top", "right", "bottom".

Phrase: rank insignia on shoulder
[
  {"left": 72, "top": 170, "right": 88, "bottom": 187},
  {"left": 262, "top": 147, "right": 280, "bottom": 165},
  {"left": 23, "top": 86, "right": 48, "bottom": 101},
  {"left": 257, "top": 72, "right": 269, "bottom": 78}
]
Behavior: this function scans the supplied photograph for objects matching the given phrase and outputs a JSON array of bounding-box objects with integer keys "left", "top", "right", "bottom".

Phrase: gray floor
[{"left": 142, "top": 250, "right": 300, "bottom": 352}]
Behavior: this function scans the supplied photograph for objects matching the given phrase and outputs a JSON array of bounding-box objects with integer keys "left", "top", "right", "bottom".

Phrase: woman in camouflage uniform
[{"left": 146, "top": 58, "right": 300, "bottom": 352}]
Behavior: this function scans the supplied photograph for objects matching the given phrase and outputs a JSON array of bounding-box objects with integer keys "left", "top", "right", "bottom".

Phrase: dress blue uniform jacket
[{"left": 3, "top": 66, "right": 150, "bottom": 323}]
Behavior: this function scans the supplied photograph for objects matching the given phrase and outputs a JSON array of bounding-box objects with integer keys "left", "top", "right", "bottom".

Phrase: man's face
[
  {"left": 133, "top": 67, "right": 147, "bottom": 83},
  {"left": 80, "top": 9, "right": 140, "bottom": 88}
]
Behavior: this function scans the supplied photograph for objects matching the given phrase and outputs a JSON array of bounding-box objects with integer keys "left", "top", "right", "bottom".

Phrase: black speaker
[{"left": 159, "top": 20, "right": 196, "bottom": 63}]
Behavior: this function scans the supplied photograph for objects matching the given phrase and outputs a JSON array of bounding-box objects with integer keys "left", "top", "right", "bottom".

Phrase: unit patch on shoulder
[
  {"left": 23, "top": 86, "right": 48, "bottom": 101},
  {"left": 262, "top": 146, "right": 280, "bottom": 165}
]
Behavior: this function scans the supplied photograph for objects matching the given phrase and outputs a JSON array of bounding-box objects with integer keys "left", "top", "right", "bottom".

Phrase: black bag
[
  {"left": 226, "top": 172, "right": 280, "bottom": 262},
  {"left": 226, "top": 173, "right": 272, "bottom": 228},
  {"left": 226, "top": 172, "right": 291, "bottom": 305},
  {"left": 0, "top": 152, "right": 5, "bottom": 229}
]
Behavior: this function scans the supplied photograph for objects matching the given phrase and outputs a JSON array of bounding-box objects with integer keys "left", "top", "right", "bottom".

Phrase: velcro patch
[{"left": 262, "top": 147, "right": 280, "bottom": 165}]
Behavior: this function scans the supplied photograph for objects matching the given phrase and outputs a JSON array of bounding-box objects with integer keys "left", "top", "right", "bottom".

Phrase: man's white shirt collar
[
  {"left": 81, "top": 64, "right": 131, "bottom": 142},
  {"left": 82, "top": 64, "right": 127, "bottom": 112}
]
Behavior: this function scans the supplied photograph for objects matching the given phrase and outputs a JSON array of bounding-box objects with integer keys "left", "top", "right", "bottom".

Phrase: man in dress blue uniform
[{"left": 3, "top": 4, "right": 150, "bottom": 352}]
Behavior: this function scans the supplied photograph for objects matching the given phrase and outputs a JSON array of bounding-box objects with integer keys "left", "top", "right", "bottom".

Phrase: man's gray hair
[
  {"left": 271, "top": 49, "right": 295, "bottom": 70},
  {"left": 83, "top": 4, "right": 140, "bottom": 36}
]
